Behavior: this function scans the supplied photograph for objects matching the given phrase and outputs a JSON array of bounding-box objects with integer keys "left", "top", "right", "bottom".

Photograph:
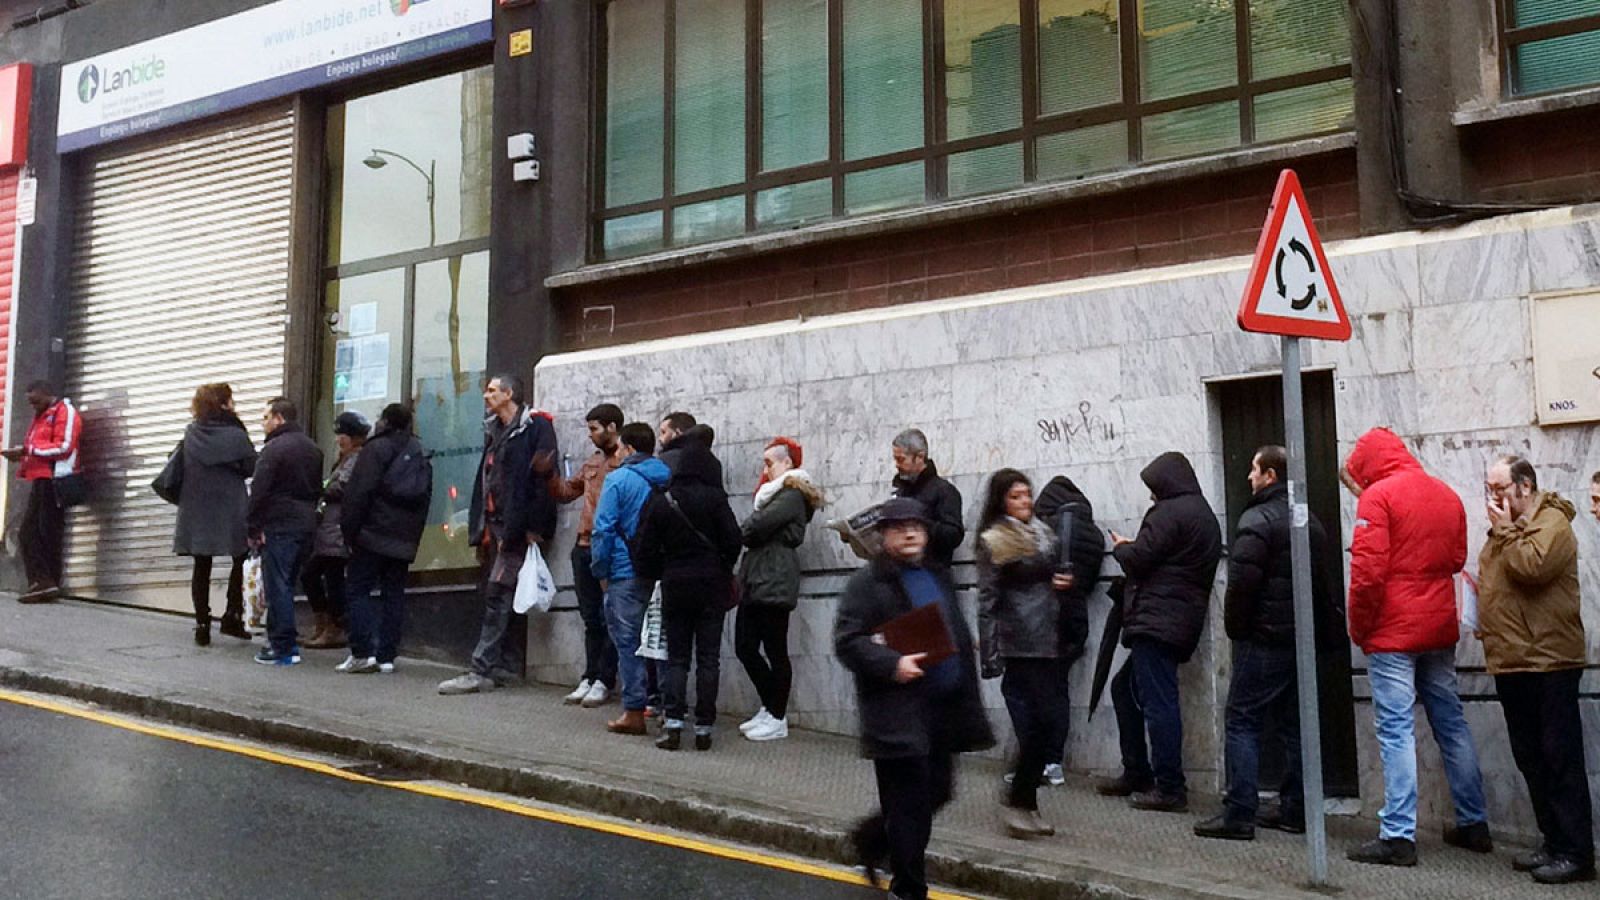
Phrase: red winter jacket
[
  {"left": 19, "top": 398, "right": 82, "bottom": 481},
  {"left": 1344, "top": 428, "right": 1466, "bottom": 654}
]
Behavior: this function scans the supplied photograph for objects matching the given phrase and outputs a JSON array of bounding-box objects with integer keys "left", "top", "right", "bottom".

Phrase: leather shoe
[
  {"left": 1094, "top": 773, "right": 1153, "bottom": 797},
  {"left": 607, "top": 710, "right": 647, "bottom": 735},
  {"left": 1255, "top": 806, "right": 1305, "bottom": 834},
  {"left": 1347, "top": 837, "right": 1417, "bottom": 867},
  {"left": 655, "top": 728, "right": 681, "bottom": 751},
  {"left": 1513, "top": 847, "right": 1554, "bottom": 872},
  {"left": 1129, "top": 790, "right": 1188, "bottom": 812},
  {"left": 1002, "top": 806, "right": 1055, "bottom": 839},
  {"left": 694, "top": 730, "right": 713, "bottom": 751},
  {"left": 1193, "top": 814, "right": 1254, "bottom": 841},
  {"left": 1531, "top": 857, "right": 1596, "bottom": 885},
  {"left": 218, "top": 617, "right": 251, "bottom": 640},
  {"left": 1443, "top": 821, "right": 1494, "bottom": 854}
]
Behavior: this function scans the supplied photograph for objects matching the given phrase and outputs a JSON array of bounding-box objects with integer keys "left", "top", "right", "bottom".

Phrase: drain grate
[{"left": 340, "top": 762, "right": 424, "bottom": 782}]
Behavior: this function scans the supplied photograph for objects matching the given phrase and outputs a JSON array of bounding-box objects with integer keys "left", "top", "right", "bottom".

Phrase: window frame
[
  {"left": 1496, "top": 0, "right": 1600, "bottom": 97},
  {"left": 591, "top": 0, "right": 1353, "bottom": 260}
]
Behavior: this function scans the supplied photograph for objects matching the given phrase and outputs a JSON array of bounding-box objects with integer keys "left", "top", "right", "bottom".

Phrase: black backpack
[{"left": 382, "top": 439, "right": 433, "bottom": 508}]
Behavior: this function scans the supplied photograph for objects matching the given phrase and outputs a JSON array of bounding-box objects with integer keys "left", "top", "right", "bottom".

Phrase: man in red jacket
[
  {"left": 1342, "top": 428, "right": 1488, "bottom": 867},
  {"left": 3, "top": 382, "right": 83, "bottom": 603}
]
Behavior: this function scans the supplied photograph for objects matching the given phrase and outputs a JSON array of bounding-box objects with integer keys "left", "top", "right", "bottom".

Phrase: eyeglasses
[{"left": 1484, "top": 480, "right": 1514, "bottom": 497}]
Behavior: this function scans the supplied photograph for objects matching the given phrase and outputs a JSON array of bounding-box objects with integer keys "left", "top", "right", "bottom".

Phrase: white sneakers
[
  {"left": 740, "top": 708, "right": 789, "bottom": 742},
  {"left": 580, "top": 681, "right": 610, "bottom": 708},
  {"left": 335, "top": 655, "right": 379, "bottom": 674},
  {"left": 564, "top": 678, "right": 593, "bottom": 705},
  {"left": 1044, "top": 763, "right": 1065, "bottom": 786}
]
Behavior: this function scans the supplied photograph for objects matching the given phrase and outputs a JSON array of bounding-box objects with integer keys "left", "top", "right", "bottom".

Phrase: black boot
[
  {"left": 218, "top": 615, "right": 250, "bottom": 640},
  {"left": 1531, "top": 857, "right": 1596, "bottom": 885},
  {"left": 193, "top": 624, "right": 211, "bottom": 647},
  {"left": 1193, "top": 814, "right": 1254, "bottom": 841},
  {"left": 1443, "top": 821, "right": 1493, "bottom": 854},
  {"left": 1347, "top": 837, "right": 1417, "bottom": 867},
  {"left": 694, "top": 729, "right": 713, "bottom": 751},
  {"left": 655, "top": 727, "right": 682, "bottom": 751},
  {"left": 1095, "top": 772, "right": 1154, "bottom": 797}
]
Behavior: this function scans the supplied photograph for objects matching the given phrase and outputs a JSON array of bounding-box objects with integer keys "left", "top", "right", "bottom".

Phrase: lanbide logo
[
  {"left": 389, "top": 0, "right": 432, "bottom": 15},
  {"left": 77, "top": 65, "right": 100, "bottom": 103}
]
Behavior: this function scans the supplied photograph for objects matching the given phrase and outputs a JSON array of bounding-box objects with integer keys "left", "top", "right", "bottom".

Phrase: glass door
[{"left": 317, "top": 66, "right": 493, "bottom": 573}]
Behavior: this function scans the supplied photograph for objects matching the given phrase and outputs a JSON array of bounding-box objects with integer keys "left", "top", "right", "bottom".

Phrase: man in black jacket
[
  {"left": 249, "top": 397, "right": 324, "bottom": 667},
  {"left": 1099, "top": 451, "right": 1223, "bottom": 811},
  {"left": 837, "top": 497, "right": 994, "bottom": 900},
  {"left": 1029, "top": 475, "right": 1105, "bottom": 784},
  {"left": 890, "top": 429, "right": 965, "bottom": 567},
  {"left": 439, "top": 375, "right": 559, "bottom": 695},
  {"left": 1194, "top": 445, "right": 1337, "bottom": 840},
  {"left": 337, "top": 404, "right": 432, "bottom": 675}
]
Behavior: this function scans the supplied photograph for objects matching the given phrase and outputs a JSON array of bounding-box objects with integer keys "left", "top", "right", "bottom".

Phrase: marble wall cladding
[{"left": 534, "top": 206, "right": 1600, "bottom": 843}]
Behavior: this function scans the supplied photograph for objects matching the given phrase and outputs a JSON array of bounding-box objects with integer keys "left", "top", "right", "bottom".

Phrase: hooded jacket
[
  {"left": 1476, "top": 490, "right": 1585, "bottom": 674},
  {"left": 1345, "top": 428, "right": 1466, "bottom": 655},
  {"left": 341, "top": 424, "right": 432, "bottom": 563},
  {"left": 248, "top": 422, "right": 323, "bottom": 535},
  {"left": 1223, "top": 481, "right": 1343, "bottom": 647},
  {"left": 590, "top": 451, "right": 672, "bottom": 582},
  {"left": 738, "top": 471, "right": 822, "bottom": 610},
  {"left": 1033, "top": 475, "right": 1104, "bottom": 657},
  {"left": 1114, "top": 452, "right": 1223, "bottom": 661},
  {"left": 834, "top": 555, "right": 995, "bottom": 760},
  {"left": 19, "top": 398, "right": 82, "bottom": 480},
  {"left": 468, "top": 405, "right": 559, "bottom": 558},
  {"left": 633, "top": 444, "right": 742, "bottom": 588},
  {"left": 173, "top": 414, "right": 257, "bottom": 557},
  {"left": 892, "top": 459, "right": 965, "bottom": 566}
]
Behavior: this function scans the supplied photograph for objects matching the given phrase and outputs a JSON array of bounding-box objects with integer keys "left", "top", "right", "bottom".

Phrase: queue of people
[{"left": 8, "top": 373, "right": 1597, "bottom": 897}]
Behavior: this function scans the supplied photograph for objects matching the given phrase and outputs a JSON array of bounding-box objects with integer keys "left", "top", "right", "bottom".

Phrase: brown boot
[
  {"left": 303, "top": 614, "right": 348, "bottom": 649},
  {"left": 607, "top": 710, "right": 647, "bottom": 735},
  {"left": 303, "top": 613, "right": 330, "bottom": 646}
]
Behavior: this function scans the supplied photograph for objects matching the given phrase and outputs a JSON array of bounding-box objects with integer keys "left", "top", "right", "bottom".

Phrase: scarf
[{"left": 753, "top": 468, "right": 814, "bottom": 511}]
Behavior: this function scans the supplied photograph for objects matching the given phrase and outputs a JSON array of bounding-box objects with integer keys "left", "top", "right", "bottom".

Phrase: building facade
[{"left": 0, "top": 0, "right": 1596, "bottom": 849}]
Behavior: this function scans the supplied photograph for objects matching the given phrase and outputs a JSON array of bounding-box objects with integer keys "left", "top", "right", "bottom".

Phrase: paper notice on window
[{"left": 1459, "top": 571, "right": 1479, "bottom": 634}]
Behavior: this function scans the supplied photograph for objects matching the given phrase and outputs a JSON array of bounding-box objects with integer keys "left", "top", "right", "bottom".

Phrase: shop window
[
  {"left": 320, "top": 66, "right": 494, "bottom": 574},
  {"left": 594, "top": 0, "right": 1352, "bottom": 260},
  {"left": 1501, "top": 0, "right": 1600, "bottom": 95}
]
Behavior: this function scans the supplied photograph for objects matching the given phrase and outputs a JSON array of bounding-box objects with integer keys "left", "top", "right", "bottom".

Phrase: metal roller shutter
[{"left": 62, "top": 105, "right": 296, "bottom": 611}]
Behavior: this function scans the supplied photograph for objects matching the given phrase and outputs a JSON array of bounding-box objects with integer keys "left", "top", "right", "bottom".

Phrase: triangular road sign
[{"left": 1237, "top": 169, "right": 1351, "bottom": 341}]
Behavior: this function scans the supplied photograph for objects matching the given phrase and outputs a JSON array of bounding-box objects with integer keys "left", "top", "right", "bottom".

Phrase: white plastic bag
[
  {"left": 512, "top": 543, "right": 556, "bottom": 614},
  {"left": 637, "top": 583, "right": 667, "bottom": 660},
  {"left": 242, "top": 553, "right": 266, "bottom": 630}
]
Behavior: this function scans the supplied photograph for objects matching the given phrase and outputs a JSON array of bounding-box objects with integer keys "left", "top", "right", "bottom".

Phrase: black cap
[
  {"left": 333, "top": 411, "right": 371, "bottom": 438},
  {"left": 877, "top": 497, "right": 930, "bottom": 525}
]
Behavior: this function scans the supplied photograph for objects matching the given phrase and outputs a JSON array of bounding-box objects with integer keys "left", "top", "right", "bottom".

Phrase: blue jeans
[
  {"left": 1367, "top": 649, "right": 1487, "bottom": 840},
  {"left": 344, "top": 549, "right": 408, "bottom": 663},
  {"left": 603, "top": 577, "right": 652, "bottom": 712},
  {"left": 1224, "top": 642, "right": 1301, "bottom": 825},
  {"left": 262, "top": 531, "right": 311, "bottom": 656},
  {"left": 1111, "top": 639, "right": 1186, "bottom": 796}
]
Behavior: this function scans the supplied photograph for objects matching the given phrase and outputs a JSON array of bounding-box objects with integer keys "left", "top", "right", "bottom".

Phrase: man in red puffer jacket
[
  {"left": 2, "top": 382, "right": 82, "bottom": 603},
  {"left": 1341, "top": 428, "right": 1488, "bottom": 868}
]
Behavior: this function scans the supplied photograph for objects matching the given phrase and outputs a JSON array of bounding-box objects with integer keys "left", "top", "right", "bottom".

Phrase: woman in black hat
[{"left": 301, "top": 411, "right": 369, "bottom": 649}]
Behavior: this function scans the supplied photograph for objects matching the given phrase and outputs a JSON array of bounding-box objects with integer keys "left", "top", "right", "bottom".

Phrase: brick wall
[
  {"left": 1465, "top": 107, "right": 1600, "bottom": 203},
  {"left": 557, "top": 150, "right": 1360, "bottom": 350}
]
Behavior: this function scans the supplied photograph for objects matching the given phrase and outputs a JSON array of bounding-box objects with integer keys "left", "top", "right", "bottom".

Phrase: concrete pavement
[{"left": 0, "top": 597, "right": 1577, "bottom": 899}]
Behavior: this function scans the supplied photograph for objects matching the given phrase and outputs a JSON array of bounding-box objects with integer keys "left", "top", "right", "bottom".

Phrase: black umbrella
[{"left": 1087, "top": 576, "right": 1126, "bottom": 721}]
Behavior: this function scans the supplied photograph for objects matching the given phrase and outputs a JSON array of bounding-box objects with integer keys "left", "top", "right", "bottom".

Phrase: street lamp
[{"left": 363, "top": 148, "right": 436, "bottom": 248}]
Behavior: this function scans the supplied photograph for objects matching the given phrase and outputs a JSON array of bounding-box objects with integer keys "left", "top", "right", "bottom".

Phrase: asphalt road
[{"left": 0, "top": 699, "right": 886, "bottom": 900}]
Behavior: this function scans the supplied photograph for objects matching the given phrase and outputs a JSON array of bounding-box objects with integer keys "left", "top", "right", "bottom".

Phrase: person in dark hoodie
[
  {"left": 301, "top": 410, "right": 369, "bottom": 650},
  {"left": 890, "top": 429, "right": 964, "bottom": 567},
  {"left": 1098, "top": 451, "right": 1222, "bottom": 811},
  {"left": 837, "top": 497, "right": 993, "bottom": 900},
  {"left": 249, "top": 397, "right": 325, "bottom": 667},
  {"left": 438, "top": 374, "right": 559, "bottom": 695},
  {"left": 336, "top": 404, "right": 432, "bottom": 675},
  {"left": 173, "top": 383, "right": 258, "bottom": 646},
  {"left": 1194, "top": 445, "right": 1337, "bottom": 842},
  {"left": 633, "top": 436, "right": 742, "bottom": 751},
  {"left": 1028, "top": 474, "right": 1105, "bottom": 782},
  {"left": 656, "top": 411, "right": 697, "bottom": 472}
]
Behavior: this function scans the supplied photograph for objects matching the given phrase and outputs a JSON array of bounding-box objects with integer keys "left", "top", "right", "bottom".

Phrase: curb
[{"left": 0, "top": 664, "right": 1246, "bottom": 900}]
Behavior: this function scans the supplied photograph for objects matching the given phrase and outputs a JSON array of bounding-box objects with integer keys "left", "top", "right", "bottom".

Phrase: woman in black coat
[
  {"left": 172, "top": 383, "right": 257, "bottom": 646},
  {"left": 633, "top": 441, "right": 742, "bottom": 751},
  {"left": 975, "top": 469, "right": 1074, "bottom": 839},
  {"left": 836, "top": 497, "right": 993, "bottom": 900}
]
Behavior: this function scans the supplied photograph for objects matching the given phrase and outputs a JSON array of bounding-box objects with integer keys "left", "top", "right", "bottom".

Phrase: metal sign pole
[{"left": 1282, "top": 335, "right": 1328, "bottom": 886}]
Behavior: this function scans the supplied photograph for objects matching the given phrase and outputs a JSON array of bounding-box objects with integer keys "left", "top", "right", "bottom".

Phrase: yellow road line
[{"left": 0, "top": 688, "right": 974, "bottom": 900}]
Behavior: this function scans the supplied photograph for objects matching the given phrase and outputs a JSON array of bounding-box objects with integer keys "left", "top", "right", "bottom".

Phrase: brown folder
[{"left": 875, "top": 602, "right": 957, "bottom": 668}]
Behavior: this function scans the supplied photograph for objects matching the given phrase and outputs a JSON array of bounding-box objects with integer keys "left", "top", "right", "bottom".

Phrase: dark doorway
[{"left": 1211, "top": 370, "right": 1359, "bottom": 799}]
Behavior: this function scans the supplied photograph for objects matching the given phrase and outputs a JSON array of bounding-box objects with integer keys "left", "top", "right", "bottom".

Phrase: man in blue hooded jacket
[{"left": 591, "top": 421, "right": 671, "bottom": 735}]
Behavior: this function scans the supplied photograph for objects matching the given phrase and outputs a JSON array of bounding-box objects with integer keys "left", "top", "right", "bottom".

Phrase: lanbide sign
[{"left": 1237, "top": 169, "right": 1350, "bottom": 341}]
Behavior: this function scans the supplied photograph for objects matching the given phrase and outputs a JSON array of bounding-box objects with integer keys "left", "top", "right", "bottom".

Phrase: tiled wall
[{"left": 533, "top": 205, "right": 1600, "bottom": 848}]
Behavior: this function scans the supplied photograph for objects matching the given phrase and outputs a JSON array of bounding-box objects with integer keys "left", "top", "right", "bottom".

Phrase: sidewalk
[{"left": 0, "top": 598, "right": 1572, "bottom": 900}]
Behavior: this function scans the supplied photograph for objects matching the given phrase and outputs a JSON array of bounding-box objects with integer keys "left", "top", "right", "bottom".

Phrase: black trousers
[
  {"left": 1496, "top": 669, "right": 1594, "bottom": 864},
  {"left": 20, "top": 479, "right": 65, "bottom": 588},
  {"left": 856, "top": 748, "right": 955, "bottom": 900},
  {"left": 190, "top": 555, "right": 245, "bottom": 627},
  {"left": 570, "top": 544, "right": 617, "bottom": 688},
  {"left": 734, "top": 604, "right": 793, "bottom": 719},
  {"left": 301, "top": 555, "right": 347, "bottom": 623},
  {"left": 1001, "top": 657, "right": 1062, "bottom": 811},
  {"left": 660, "top": 577, "right": 727, "bottom": 727}
]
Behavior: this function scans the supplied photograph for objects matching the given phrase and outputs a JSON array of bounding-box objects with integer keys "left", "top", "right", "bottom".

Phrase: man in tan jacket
[
  {"left": 1479, "top": 456, "right": 1594, "bottom": 884},
  {"left": 550, "top": 403, "right": 625, "bottom": 708}
]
